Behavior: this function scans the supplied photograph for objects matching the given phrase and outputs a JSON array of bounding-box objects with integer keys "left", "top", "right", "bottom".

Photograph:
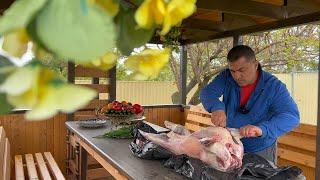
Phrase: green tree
[{"left": 169, "top": 24, "right": 319, "bottom": 105}]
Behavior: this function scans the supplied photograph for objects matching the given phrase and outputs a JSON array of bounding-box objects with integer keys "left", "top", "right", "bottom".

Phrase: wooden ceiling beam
[
  {"left": 191, "top": 9, "right": 223, "bottom": 22},
  {"left": 196, "top": 0, "right": 285, "bottom": 20},
  {"left": 252, "top": 0, "right": 284, "bottom": 6},
  {"left": 183, "top": 13, "right": 258, "bottom": 33},
  {"left": 184, "top": 11, "right": 320, "bottom": 44},
  {"left": 286, "top": 0, "right": 320, "bottom": 17}
]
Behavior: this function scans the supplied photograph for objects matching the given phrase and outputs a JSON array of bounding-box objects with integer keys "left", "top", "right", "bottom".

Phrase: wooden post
[
  {"left": 67, "top": 62, "right": 75, "bottom": 84},
  {"left": 79, "top": 147, "right": 88, "bottom": 180},
  {"left": 109, "top": 66, "right": 117, "bottom": 102},
  {"left": 92, "top": 77, "right": 99, "bottom": 100},
  {"left": 233, "top": 35, "right": 243, "bottom": 46},
  {"left": 92, "top": 78, "right": 99, "bottom": 84},
  {"left": 180, "top": 45, "right": 187, "bottom": 105},
  {"left": 67, "top": 62, "right": 75, "bottom": 121},
  {"left": 316, "top": 42, "right": 320, "bottom": 180},
  {"left": 65, "top": 131, "right": 71, "bottom": 176}
]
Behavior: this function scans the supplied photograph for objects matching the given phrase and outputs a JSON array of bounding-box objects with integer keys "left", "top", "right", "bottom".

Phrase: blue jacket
[{"left": 200, "top": 67, "right": 300, "bottom": 153}]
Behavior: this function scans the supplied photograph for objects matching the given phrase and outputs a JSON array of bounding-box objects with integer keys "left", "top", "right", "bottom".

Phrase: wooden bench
[
  {"left": 277, "top": 124, "right": 316, "bottom": 180},
  {"left": 184, "top": 105, "right": 213, "bottom": 132},
  {"left": 0, "top": 126, "right": 65, "bottom": 180}
]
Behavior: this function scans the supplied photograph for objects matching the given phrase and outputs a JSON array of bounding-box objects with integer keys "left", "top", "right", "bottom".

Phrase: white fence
[{"left": 116, "top": 73, "right": 318, "bottom": 125}]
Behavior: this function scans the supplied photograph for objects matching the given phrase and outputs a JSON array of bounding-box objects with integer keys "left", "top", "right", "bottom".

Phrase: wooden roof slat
[
  {"left": 249, "top": 16, "right": 276, "bottom": 24},
  {"left": 184, "top": 13, "right": 257, "bottom": 33},
  {"left": 252, "top": 0, "right": 284, "bottom": 6},
  {"left": 196, "top": 0, "right": 285, "bottom": 20},
  {"left": 184, "top": 11, "right": 320, "bottom": 44},
  {"left": 191, "top": 9, "right": 223, "bottom": 22},
  {"left": 287, "top": 0, "right": 320, "bottom": 16}
]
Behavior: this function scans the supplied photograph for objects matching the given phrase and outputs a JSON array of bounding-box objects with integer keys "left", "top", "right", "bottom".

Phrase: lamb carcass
[{"left": 139, "top": 121, "right": 244, "bottom": 172}]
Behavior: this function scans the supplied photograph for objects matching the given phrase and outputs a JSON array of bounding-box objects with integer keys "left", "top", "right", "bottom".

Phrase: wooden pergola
[
  {"left": 0, "top": 0, "right": 320, "bottom": 179},
  {"left": 159, "top": 1, "right": 320, "bottom": 179}
]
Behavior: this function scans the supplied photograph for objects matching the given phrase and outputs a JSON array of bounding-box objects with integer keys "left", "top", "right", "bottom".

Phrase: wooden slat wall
[
  {"left": 0, "top": 113, "right": 67, "bottom": 174},
  {"left": 143, "top": 106, "right": 184, "bottom": 126}
]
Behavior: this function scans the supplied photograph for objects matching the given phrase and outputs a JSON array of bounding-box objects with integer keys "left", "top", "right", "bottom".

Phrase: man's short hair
[{"left": 227, "top": 45, "right": 256, "bottom": 62}]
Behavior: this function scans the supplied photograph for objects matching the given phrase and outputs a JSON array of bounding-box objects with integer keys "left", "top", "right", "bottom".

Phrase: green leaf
[
  {"left": 0, "top": 0, "right": 47, "bottom": 35},
  {"left": 0, "top": 55, "right": 14, "bottom": 84},
  {"left": 26, "top": 19, "right": 51, "bottom": 52},
  {"left": 35, "top": 0, "right": 116, "bottom": 62},
  {"left": 115, "top": 9, "right": 155, "bottom": 56},
  {"left": 100, "top": 125, "right": 134, "bottom": 138},
  {"left": 0, "top": 55, "right": 13, "bottom": 67},
  {"left": 132, "top": 0, "right": 144, "bottom": 6},
  {"left": 0, "top": 93, "right": 13, "bottom": 115}
]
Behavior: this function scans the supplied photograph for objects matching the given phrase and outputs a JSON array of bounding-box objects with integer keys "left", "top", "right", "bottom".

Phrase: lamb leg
[
  {"left": 164, "top": 121, "right": 191, "bottom": 135},
  {"left": 139, "top": 130, "right": 205, "bottom": 158}
]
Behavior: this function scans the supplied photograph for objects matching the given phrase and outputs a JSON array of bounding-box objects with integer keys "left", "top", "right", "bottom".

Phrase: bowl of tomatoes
[{"left": 99, "top": 101, "right": 144, "bottom": 125}]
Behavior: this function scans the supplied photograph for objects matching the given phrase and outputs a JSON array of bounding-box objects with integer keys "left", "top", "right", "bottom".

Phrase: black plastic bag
[
  {"left": 164, "top": 153, "right": 304, "bottom": 180},
  {"left": 129, "top": 121, "right": 172, "bottom": 160},
  {"left": 164, "top": 155, "right": 237, "bottom": 180},
  {"left": 238, "top": 154, "right": 303, "bottom": 180}
]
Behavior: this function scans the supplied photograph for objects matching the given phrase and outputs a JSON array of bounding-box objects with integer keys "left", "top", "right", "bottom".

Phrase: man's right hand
[{"left": 211, "top": 110, "right": 226, "bottom": 127}]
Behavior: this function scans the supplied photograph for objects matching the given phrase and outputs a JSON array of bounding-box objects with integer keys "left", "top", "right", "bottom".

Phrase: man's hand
[
  {"left": 211, "top": 110, "right": 226, "bottom": 127},
  {"left": 240, "top": 125, "right": 262, "bottom": 138}
]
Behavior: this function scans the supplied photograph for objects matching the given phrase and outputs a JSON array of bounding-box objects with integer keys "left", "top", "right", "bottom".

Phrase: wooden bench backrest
[
  {"left": 0, "top": 127, "right": 10, "bottom": 180},
  {"left": 185, "top": 106, "right": 213, "bottom": 132}
]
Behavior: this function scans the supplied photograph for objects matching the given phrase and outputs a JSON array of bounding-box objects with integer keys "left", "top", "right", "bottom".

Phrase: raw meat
[{"left": 139, "top": 121, "right": 244, "bottom": 172}]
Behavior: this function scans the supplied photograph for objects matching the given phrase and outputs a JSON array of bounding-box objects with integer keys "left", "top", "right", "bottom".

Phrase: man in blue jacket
[{"left": 200, "top": 45, "right": 299, "bottom": 164}]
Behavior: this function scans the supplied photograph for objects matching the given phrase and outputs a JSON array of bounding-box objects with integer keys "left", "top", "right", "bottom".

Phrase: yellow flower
[
  {"left": 135, "top": 0, "right": 166, "bottom": 29},
  {"left": 125, "top": 48, "right": 171, "bottom": 80},
  {"left": 0, "top": 63, "right": 97, "bottom": 120},
  {"left": 80, "top": 52, "right": 117, "bottom": 71},
  {"left": 0, "top": 65, "right": 54, "bottom": 109},
  {"left": 161, "top": 0, "right": 196, "bottom": 35},
  {"left": 89, "top": 0, "right": 119, "bottom": 17},
  {"left": 135, "top": 0, "right": 196, "bottom": 35},
  {"left": 25, "top": 82, "right": 97, "bottom": 120},
  {"left": 2, "top": 29, "right": 29, "bottom": 58}
]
